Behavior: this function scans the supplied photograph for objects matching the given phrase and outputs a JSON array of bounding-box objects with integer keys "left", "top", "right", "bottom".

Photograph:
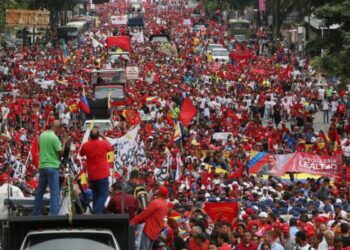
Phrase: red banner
[
  {"left": 204, "top": 202, "right": 238, "bottom": 223},
  {"left": 287, "top": 153, "right": 343, "bottom": 177},
  {"left": 250, "top": 152, "right": 343, "bottom": 178}
]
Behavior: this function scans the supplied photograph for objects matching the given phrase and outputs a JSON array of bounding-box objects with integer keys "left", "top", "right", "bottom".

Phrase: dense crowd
[{"left": 1, "top": 0, "right": 350, "bottom": 249}]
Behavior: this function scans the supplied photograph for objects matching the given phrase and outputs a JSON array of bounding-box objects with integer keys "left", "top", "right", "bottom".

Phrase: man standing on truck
[
  {"left": 130, "top": 186, "right": 169, "bottom": 250},
  {"left": 80, "top": 127, "right": 112, "bottom": 214},
  {"left": 33, "top": 120, "right": 68, "bottom": 216}
]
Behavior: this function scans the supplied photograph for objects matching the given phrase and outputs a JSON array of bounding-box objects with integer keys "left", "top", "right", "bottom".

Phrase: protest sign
[
  {"left": 109, "top": 125, "right": 146, "bottom": 177},
  {"left": 126, "top": 66, "right": 140, "bottom": 80}
]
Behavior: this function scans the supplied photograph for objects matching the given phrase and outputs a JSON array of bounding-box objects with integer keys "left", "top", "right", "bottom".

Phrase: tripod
[{"left": 59, "top": 153, "right": 92, "bottom": 220}]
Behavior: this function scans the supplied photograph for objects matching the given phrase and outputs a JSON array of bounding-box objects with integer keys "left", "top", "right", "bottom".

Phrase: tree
[
  {"left": 0, "top": 0, "right": 30, "bottom": 30},
  {"left": 312, "top": 0, "right": 350, "bottom": 79},
  {"left": 34, "top": 0, "right": 79, "bottom": 30}
]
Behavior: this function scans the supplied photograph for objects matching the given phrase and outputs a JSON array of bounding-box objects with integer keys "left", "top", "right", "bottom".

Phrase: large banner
[
  {"left": 249, "top": 151, "right": 342, "bottom": 177},
  {"left": 109, "top": 125, "right": 146, "bottom": 177},
  {"left": 204, "top": 202, "right": 238, "bottom": 223},
  {"left": 288, "top": 153, "right": 342, "bottom": 177}
]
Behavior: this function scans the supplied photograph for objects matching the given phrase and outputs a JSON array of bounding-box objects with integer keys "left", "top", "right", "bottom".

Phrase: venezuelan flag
[
  {"left": 248, "top": 151, "right": 270, "bottom": 174},
  {"left": 79, "top": 93, "right": 91, "bottom": 114},
  {"left": 319, "top": 129, "right": 329, "bottom": 144},
  {"left": 173, "top": 121, "right": 183, "bottom": 142},
  {"left": 77, "top": 169, "right": 88, "bottom": 189}
]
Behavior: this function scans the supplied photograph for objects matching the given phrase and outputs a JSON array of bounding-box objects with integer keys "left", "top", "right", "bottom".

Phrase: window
[{"left": 23, "top": 233, "right": 118, "bottom": 250}]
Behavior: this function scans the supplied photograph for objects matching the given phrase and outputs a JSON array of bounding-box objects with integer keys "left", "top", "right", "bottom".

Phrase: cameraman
[
  {"left": 33, "top": 120, "right": 68, "bottom": 216},
  {"left": 80, "top": 127, "right": 112, "bottom": 214}
]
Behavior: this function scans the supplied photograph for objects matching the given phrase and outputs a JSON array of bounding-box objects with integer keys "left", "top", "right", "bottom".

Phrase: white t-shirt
[
  {"left": 318, "top": 88, "right": 325, "bottom": 99},
  {"left": 60, "top": 112, "right": 71, "bottom": 126},
  {"left": 1, "top": 106, "right": 10, "bottom": 119},
  {"left": 295, "top": 244, "right": 314, "bottom": 250}
]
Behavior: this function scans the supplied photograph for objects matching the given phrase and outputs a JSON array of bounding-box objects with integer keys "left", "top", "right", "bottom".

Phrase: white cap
[{"left": 259, "top": 212, "right": 268, "bottom": 218}]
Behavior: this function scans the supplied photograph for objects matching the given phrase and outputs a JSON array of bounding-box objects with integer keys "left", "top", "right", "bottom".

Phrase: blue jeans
[
  {"left": 139, "top": 232, "right": 154, "bottom": 250},
  {"left": 33, "top": 168, "right": 60, "bottom": 216},
  {"left": 90, "top": 177, "right": 109, "bottom": 214}
]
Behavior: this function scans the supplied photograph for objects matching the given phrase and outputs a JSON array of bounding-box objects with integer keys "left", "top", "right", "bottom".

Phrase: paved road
[{"left": 262, "top": 111, "right": 331, "bottom": 132}]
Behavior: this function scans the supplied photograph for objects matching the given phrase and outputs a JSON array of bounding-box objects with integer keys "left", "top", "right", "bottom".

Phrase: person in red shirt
[
  {"left": 106, "top": 180, "right": 139, "bottom": 219},
  {"left": 236, "top": 231, "right": 258, "bottom": 250},
  {"left": 130, "top": 186, "right": 169, "bottom": 250},
  {"left": 218, "top": 233, "right": 232, "bottom": 250},
  {"left": 80, "top": 128, "right": 112, "bottom": 214}
]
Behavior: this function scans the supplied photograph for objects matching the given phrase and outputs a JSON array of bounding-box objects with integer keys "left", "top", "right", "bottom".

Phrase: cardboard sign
[{"left": 126, "top": 66, "right": 139, "bottom": 80}]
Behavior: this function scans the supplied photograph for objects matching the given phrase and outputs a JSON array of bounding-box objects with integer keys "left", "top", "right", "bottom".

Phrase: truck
[
  {"left": 228, "top": 18, "right": 251, "bottom": 42},
  {"left": 3, "top": 214, "right": 134, "bottom": 250},
  {"left": 89, "top": 68, "right": 128, "bottom": 116}
]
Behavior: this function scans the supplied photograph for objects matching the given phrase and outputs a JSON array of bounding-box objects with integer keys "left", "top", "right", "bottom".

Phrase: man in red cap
[{"left": 130, "top": 185, "right": 168, "bottom": 250}]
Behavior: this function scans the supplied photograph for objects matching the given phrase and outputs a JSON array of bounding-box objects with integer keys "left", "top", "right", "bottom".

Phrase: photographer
[
  {"left": 33, "top": 120, "right": 69, "bottom": 216},
  {"left": 79, "top": 127, "right": 112, "bottom": 214}
]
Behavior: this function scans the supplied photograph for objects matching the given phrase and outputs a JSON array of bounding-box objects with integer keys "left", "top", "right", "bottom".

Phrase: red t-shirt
[{"left": 80, "top": 139, "right": 112, "bottom": 181}]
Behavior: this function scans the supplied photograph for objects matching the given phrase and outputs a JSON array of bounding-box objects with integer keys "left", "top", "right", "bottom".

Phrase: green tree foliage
[
  {"left": 313, "top": 0, "right": 350, "bottom": 79},
  {"left": 0, "top": 0, "right": 30, "bottom": 28}
]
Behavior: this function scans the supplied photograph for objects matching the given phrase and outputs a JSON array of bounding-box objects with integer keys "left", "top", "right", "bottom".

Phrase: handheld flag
[
  {"left": 30, "top": 114, "right": 39, "bottom": 168},
  {"left": 79, "top": 94, "right": 91, "bottom": 114},
  {"left": 43, "top": 104, "right": 51, "bottom": 121},
  {"left": 179, "top": 98, "right": 197, "bottom": 126},
  {"left": 173, "top": 121, "right": 184, "bottom": 142},
  {"left": 319, "top": 129, "right": 329, "bottom": 144}
]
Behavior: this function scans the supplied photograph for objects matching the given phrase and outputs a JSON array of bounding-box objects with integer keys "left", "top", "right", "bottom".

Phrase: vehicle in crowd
[
  {"left": 57, "top": 20, "right": 89, "bottom": 42},
  {"left": 66, "top": 21, "right": 89, "bottom": 33},
  {"left": 71, "top": 15, "right": 99, "bottom": 30},
  {"left": 234, "top": 34, "right": 248, "bottom": 43},
  {"left": 228, "top": 18, "right": 251, "bottom": 41},
  {"left": 3, "top": 215, "right": 134, "bottom": 250},
  {"left": 83, "top": 119, "right": 114, "bottom": 131},
  {"left": 206, "top": 43, "right": 224, "bottom": 54},
  {"left": 57, "top": 26, "right": 82, "bottom": 41},
  {"left": 91, "top": 68, "right": 128, "bottom": 112},
  {"left": 20, "top": 229, "right": 120, "bottom": 250},
  {"left": 149, "top": 34, "right": 170, "bottom": 43},
  {"left": 108, "top": 51, "right": 130, "bottom": 65},
  {"left": 211, "top": 48, "right": 230, "bottom": 63}
]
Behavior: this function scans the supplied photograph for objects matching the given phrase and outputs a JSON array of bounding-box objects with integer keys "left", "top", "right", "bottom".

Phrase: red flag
[
  {"left": 179, "top": 98, "right": 197, "bottom": 126},
  {"left": 106, "top": 36, "right": 131, "bottom": 52},
  {"left": 225, "top": 108, "right": 239, "bottom": 120},
  {"left": 228, "top": 164, "right": 244, "bottom": 180},
  {"left": 43, "top": 104, "right": 51, "bottom": 121},
  {"left": 31, "top": 114, "right": 39, "bottom": 168},
  {"left": 145, "top": 123, "right": 153, "bottom": 136},
  {"left": 204, "top": 202, "right": 238, "bottom": 223}
]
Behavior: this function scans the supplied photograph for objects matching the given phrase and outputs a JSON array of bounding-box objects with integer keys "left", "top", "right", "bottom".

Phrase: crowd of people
[{"left": 1, "top": 0, "right": 350, "bottom": 249}]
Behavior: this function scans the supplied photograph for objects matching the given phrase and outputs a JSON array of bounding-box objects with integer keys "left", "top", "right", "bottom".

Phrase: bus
[{"left": 228, "top": 19, "right": 251, "bottom": 42}]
